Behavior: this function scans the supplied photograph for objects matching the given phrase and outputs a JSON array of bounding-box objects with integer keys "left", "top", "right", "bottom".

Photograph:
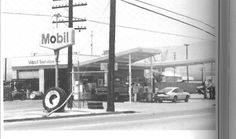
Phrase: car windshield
[{"left": 159, "top": 88, "right": 173, "bottom": 93}]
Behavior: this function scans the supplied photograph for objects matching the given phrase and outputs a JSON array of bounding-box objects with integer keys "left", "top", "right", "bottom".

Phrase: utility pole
[
  {"left": 54, "top": 13, "right": 61, "bottom": 28},
  {"left": 128, "top": 54, "right": 132, "bottom": 102},
  {"left": 67, "top": 0, "right": 74, "bottom": 109},
  {"left": 107, "top": 0, "right": 116, "bottom": 112},
  {"left": 52, "top": 0, "right": 87, "bottom": 109},
  {"left": 184, "top": 44, "right": 189, "bottom": 83}
]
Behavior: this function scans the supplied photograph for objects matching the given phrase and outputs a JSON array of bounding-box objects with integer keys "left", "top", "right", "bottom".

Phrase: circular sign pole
[
  {"left": 40, "top": 28, "right": 75, "bottom": 113},
  {"left": 54, "top": 49, "right": 60, "bottom": 87}
]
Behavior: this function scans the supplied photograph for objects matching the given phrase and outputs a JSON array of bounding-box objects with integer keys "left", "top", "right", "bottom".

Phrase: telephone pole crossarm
[
  {"left": 75, "top": 26, "right": 87, "bottom": 31},
  {"left": 52, "top": 18, "right": 86, "bottom": 24},
  {"left": 52, "top": 3, "right": 87, "bottom": 9}
]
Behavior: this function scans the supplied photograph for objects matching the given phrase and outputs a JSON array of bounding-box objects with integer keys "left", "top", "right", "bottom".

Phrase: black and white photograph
[{"left": 1, "top": 0, "right": 221, "bottom": 139}]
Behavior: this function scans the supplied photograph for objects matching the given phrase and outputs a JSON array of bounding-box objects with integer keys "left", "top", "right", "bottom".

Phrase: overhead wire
[
  {"left": 89, "top": 0, "right": 110, "bottom": 52},
  {"left": 87, "top": 19, "right": 213, "bottom": 41},
  {"left": 2, "top": 11, "right": 50, "bottom": 17},
  {"left": 2, "top": 11, "right": 214, "bottom": 41},
  {"left": 120, "top": 0, "right": 216, "bottom": 37},
  {"left": 134, "top": 0, "right": 215, "bottom": 29}
]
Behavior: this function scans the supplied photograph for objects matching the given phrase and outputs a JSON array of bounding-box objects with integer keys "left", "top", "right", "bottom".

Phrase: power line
[
  {"left": 2, "top": 11, "right": 214, "bottom": 41},
  {"left": 2, "top": 11, "right": 50, "bottom": 17},
  {"left": 134, "top": 0, "right": 215, "bottom": 29},
  {"left": 103, "top": 0, "right": 110, "bottom": 14},
  {"left": 90, "top": 0, "right": 110, "bottom": 51},
  {"left": 120, "top": 0, "right": 216, "bottom": 37},
  {"left": 87, "top": 19, "right": 212, "bottom": 41}
]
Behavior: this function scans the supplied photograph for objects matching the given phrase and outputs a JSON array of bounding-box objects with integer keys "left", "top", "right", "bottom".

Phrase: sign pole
[{"left": 54, "top": 50, "right": 60, "bottom": 87}]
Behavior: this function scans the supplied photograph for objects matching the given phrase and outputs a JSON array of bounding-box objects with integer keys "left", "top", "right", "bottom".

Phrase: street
[
  {"left": 4, "top": 109, "right": 215, "bottom": 130},
  {"left": 4, "top": 97, "right": 216, "bottom": 130}
]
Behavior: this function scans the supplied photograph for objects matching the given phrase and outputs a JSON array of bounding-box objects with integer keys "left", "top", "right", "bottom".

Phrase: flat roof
[
  {"left": 10, "top": 47, "right": 161, "bottom": 70},
  {"left": 133, "top": 57, "right": 215, "bottom": 68},
  {"left": 80, "top": 47, "right": 161, "bottom": 68}
]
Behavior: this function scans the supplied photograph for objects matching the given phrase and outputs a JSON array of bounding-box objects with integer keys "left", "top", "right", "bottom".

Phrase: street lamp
[
  {"left": 53, "top": 13, "right": 61, "bottom": 28},
  {"left": 173, "top": 52, "right": 176, "bottom": 82},
  {"left": 184, "top": 44, "right": 189, "bottom": 83}
]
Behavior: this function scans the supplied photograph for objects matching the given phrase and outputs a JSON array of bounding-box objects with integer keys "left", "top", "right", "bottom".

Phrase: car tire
[
  {"left": 172, "top": 96, "right": 177, "bottom": 103},
  {"left": 158, "top": 100, "right": 163, "bottom": 103},
  {"left": 185, "top": 95, "right": 189, "bottom": 102},
  {"left": 42, "top": 87, "right": 67, "bottom": 112}
]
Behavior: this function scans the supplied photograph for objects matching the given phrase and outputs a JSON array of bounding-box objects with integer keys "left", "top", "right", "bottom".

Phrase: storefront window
[{"left": 18, "top": 70, "right": 39, "bottom": 79}]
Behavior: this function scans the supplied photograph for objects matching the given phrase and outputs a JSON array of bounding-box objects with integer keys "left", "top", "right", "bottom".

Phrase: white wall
[{"left": 39, "top": 68, "right": 44, "bottom": 93}]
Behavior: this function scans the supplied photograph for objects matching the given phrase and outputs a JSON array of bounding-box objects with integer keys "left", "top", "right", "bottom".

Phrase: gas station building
[{"left": 8, "top": 47, "right": 161, "bottom": 96}]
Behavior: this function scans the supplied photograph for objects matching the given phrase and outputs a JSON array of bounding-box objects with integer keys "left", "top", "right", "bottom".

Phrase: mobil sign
[{"left": 40, "top": 28, "right": 75, "bottom": 50}]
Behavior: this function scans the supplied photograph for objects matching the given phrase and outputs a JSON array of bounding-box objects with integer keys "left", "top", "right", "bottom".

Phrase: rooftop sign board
[
  {"left": 40, "top": 28, "right": 75, "bottom": 50},
  {"left": 11, "top": 54, "right": 99, "bottom": 67}
]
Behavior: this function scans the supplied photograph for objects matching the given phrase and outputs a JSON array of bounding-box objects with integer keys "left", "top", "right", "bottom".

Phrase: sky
[{"left": 1, "top": 0, "right": 217, "bottom": 58}]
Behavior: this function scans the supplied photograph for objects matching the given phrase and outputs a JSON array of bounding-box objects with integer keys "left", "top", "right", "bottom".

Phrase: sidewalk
[
  {"left": 4, "top": 108, "right": 135, "bottom": 122},
  {"left": 4, "top": 94, "right": 215, "bottom": 122},
  {"left": 3, "top": 101, "right": 135, "bottom": 122}
]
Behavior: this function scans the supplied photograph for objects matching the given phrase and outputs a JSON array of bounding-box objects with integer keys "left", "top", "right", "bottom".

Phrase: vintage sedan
[{"left": 153, "top": 87, "right": 190, "bottom": 103}]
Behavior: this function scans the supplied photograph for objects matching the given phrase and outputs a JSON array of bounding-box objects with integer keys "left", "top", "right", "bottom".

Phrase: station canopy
[
  {"left": 79, "top": 47, "right": 161, "bottom": 69},
  {"left": 132, "top": 57, "right": 215, "bottom": 68}
]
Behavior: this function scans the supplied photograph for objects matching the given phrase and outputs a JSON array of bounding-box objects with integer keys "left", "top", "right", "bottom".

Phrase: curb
[
  {"left": 4, "top": 106, "right": 215, "bottom": 123},
  {"left": 4, "top": 110, "right": 136, "bottom": 123}
]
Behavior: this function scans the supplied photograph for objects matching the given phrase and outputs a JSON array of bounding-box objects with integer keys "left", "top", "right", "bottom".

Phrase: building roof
[
  {"left": 9, "top": 47, "right": 161, "bottom": 70},
  {"left": 133, "top": 57, "right": 215, "bottom": 68},
  {"left": 79, "top": 47, "right": 161, "bottom": 68}
]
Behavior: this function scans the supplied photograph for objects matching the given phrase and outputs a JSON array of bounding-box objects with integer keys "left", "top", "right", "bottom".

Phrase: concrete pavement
[
  {"left": 3, "top": 94, "right": 215, "bottom": 122},
  {"left": 3, "top": 101, "right": 135, "bottom": 122}
]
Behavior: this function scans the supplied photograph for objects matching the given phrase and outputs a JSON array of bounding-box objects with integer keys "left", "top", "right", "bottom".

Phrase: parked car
[{"left": 153, "top": 87, "right": 190, "bottom": 103}]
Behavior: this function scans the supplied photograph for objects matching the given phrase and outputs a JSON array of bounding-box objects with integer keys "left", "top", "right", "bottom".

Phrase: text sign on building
[
  {"left": 40, "top": 28, "right": 75, "bottom": 50},
  {"left": 11, "top": 56, "right": 68, "bottom": 67}
]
